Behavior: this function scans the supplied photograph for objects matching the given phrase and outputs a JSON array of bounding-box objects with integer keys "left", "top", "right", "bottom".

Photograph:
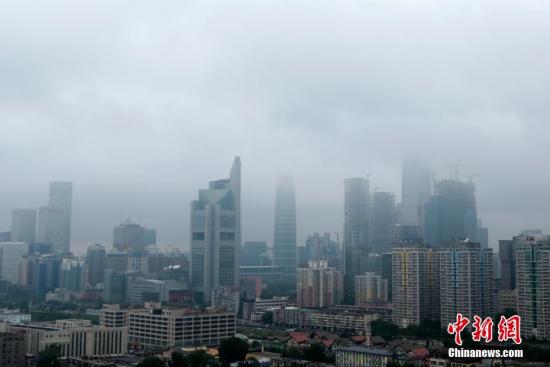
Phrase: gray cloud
[{"left": 1, "top": 0, "right": 549, "bottom": 253}]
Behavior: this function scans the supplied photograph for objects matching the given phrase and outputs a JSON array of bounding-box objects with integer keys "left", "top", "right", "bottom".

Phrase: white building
[{"left": 0, "top": 242, "right": 28, "bottom": 284}]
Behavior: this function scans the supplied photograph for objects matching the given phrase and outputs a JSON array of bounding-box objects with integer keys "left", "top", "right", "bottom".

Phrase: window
[{"left": 192, "top": 232, "right": 205, "bottom": 241}]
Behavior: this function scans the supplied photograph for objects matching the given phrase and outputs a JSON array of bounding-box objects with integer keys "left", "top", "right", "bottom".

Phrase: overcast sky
[{"left": 1, "top": 0, "right": 549, "bottom": 254}]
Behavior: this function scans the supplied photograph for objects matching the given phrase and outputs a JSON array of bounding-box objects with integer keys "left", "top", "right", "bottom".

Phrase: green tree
[
  {"left": 171, "top": 351, "right": 189, "bottom": 367},
  {"left": 187, "top": 350, "right": 214, "bottom": 367},
  {"left": 261, "top": 311, "right": 273, "bottom": 324},
  {"left": 219, "top": 337, "right": 249, "bottom": 366},
  {"left": 303, "top": 343, "right": 326, "bottom": 362},
  {"left": 137, "top": 356, "right": 165, "bottom": 367},
  {"left": 36, "top": 345, "right": 61, "bottom": 367},
  {"left": 281, "top": 347, "right": 303, "bottom": 359}
]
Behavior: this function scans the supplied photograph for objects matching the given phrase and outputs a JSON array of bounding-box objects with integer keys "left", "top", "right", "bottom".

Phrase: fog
[{"left": 1, "top": 0, "right": 549, "bottom": 253}]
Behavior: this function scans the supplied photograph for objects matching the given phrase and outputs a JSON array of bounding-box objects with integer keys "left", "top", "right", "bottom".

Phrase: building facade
[
  {"left": 355, "top": 272, "right": 388, "bottom": 305},
  {"left": 0, "top": 242, "right": 28, "bottom": 284},
  {"left": 48, "top": 181, "right": 73, "bottom": 254},
  {"left": 297, "top": 260, "right": 343, "bottom": 308},
  {"left": 273, "top": 175, "right": 297, "bottom": 283}
]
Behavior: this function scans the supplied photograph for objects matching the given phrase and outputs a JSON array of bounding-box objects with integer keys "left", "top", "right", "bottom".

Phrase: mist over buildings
[{"left": 1, "top": 0, "right": 550, "bottom": 252}]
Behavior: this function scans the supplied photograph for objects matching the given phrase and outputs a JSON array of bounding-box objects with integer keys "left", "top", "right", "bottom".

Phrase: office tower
[
  {"left": 0, "top": 242, "right": 28, "bottom": 284},
  {"left": 515, "top": 236, "right": 550, "bottom": 340},
  {"left": 144, "top": 228, "right": 157, "bottom": 246},
  {"left": 0, "top": 332, "right": 25, "bottom": 367},
  {"left": 424, "top": 179, "right": 478, "bottom": 247},
  {"left": 190, "top": 157, "right": 241, "bottom": 304},
  {"left": 355, "top": 272, "right": 388, "bottom": 305},
  {"left": 400, "top": 158, "right": 431, "bottom": 228},
  {"left": 103, "top": 269, "right": 127, "bottom": 304},
  {"left": 241, "top": 241, "right": 268, "bottom": 266},
  {"left": 19, "top": 254, "right": 61, "bottom": 295},
  {"left": 59, "top": 258, "right": 87, "bottom": 292},
  {"left": 86, "top": 243, "right": 106, "bottom": 287},
  {"left": 439, "top": 240, "right": 494, "bottom": 328},
  {"left": 370, "top": 191, "right": 396, "bottom": 253},
  {"left": 273, "top": 175, "right": 297, "bottom": 283},
  {"left": 477, "top": 219, "right": 489, "bottom": 248},
  {"left": 392, "top": 224, "right": 422, "bottom": 243},
  {"left": 296, "top": 260, "right": 343, "bottom": 308},
  {"left": 105, "top": 251, "right": 129, "bottom": 272},
  {"left": 344, "top": 177, "right": 370, "bottom": 302},
  {"left": 11, "top": 209, "right": 36, "bottom": 243},
  {"left": 37, "top": 205, "right": 64, "bottom": 253},
  {"left": 48, "top": 181, "right": 73, "bottom": 253},
  {"left": 113, "top": 219, "right": 155, "bottom": 253},
  {"left": 305, "top": 233, "right": 340, "bottom": 269},
  {"left": 392, "top": 246, "right": 440, "bottom": 327}
]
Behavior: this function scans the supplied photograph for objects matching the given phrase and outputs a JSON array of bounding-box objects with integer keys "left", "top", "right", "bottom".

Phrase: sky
[{"left": 1, "top": 0, "right": 550, "bottom": 254}]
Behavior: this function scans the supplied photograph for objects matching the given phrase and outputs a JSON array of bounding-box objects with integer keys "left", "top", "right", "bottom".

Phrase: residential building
[
  {"left": 0, "top": 242, "right": 28, "bottom": 284},
  {"left": 355, "top": 272, "right": 388, "bottom": 305},
  {"left": 0, "top": 332, "right": 25, "bottom": 367},
  {"left": 439, "top": 240, "right": 494, "bottom": 328},
  {"left": 297, "top": 260, "right": 343, "bottom": 308},
  {"left": 335, "top": 346, "right": 393, "bottom": 367},
  {"left": 392, "top": 246, "right": 439, "bottom": 327},
  {"left": 190, "top": 157, "right": 241, "bottom": 304}
]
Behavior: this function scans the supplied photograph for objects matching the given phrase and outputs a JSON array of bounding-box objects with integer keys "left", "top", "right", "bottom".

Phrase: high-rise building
[
  {"left": 515, "top": 236, "right": 550, "bottom": 340},
  {"left": 0, "top": 242, "right": 28, "bottom": 284},
  {"left": 11, "top": 209, "right": 36, "bottom": 243},
  {"left": 19, "top": 254, "right": 61, "bottom": 295},
  {"left": 86, "top": 243, "right": 106, "bottom": 287},
  {"left": 48, "top": 181, "right": 73, "bottom": 253},
  {"left": 241, "top": 241, "right": 268, "bottom": 266},
  {"left": 439, "top": 240, "right": 494, "bottom": 328},
  {"left": 344, "top": 177, "right": 370, "bottom": 302},
  {"left": 499, "top": 232, "right": 544, "bottom": 291},
  {"left": 113, "top": 219, "right": 155, "bottom": 253},
  {"left": 424, "top": 179, "right": 478, "bottom": 247},
  {"left": 477, "top": 219, "right": 489, "bottom": 248},
  {"left": 392, "top": 246, "right": 440, "bottom": 327},
  {"left": 37, "top": 205, "right": 64, "bottom": 254},
  {"left": 370, "top": 191, "right": 396, "bottom": 254},
  {"left": 59, "top": 258, "right": 87, "bottom": 292},
  {"left": 304, "top": 233, "right": 340, "bottom": 269},
  {"left": 355, "top": 272, "right": 388, "bottom": 305},
  {"left": 296, "top": 260, "right": 343, "bottom": 308},
  {"left": 400, "top": 158, "right": 431, "bottom": 229},
  {"left": 190, "top": 157, "right": 241, "bottom": 304},
  {"left": 103, "top": 269, "right": 127, "bottom": 304},
  {"left": 273, "top": 175, "right": 297, "bottom": 283}
]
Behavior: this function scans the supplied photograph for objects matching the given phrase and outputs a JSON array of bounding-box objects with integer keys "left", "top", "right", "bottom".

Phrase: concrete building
[
  {"left": 37, "top": 205, "right": 65, "bottom": 254},
  {"left": 103, "top": 270, "right": 127, "bottom": 304},
  {"left": 105, "top": 251, "right": 129, "bottom": 272},
  {"left": 87, "top": 244, "right": 106, "bottom": 287},
  {"left": 127, "top": 304, "right": 236, "bottom": 350},
  {"left": 0, "top": 309, "right": 31, "bottom": 324},
  {"left": 113, "top": 219, "right": 155, "bottom": 253},
  {"left": 60, "top": 258, "right": 87, "bottom": 292},
  {"left": 48, "top": 181, "right": 73, "bottom": 254},
  {"left": 0, "top": 332, "right": 25, "bottom": 367},
  {"left": 11, "top": 209, "right": 36, "bottom": 243},
  {"left": 19, "top": 254, "right": 61, "bottom": 295},
  {"left": 515, "top": 236, "right": 550, "bottom": 340},
  {"left": 344, "top": 177, "right": 370, "bottom": 303},
  {"left": 424, "top": 179, "right": 478, "bottom": 247},
  {"left": 241, "top": 241, "right": 269, "bottom": 266},
  {"left": 126, "top": 275, "right": 184, "bottom": 305},
  {"left": 336, "top": 346, "right": 393, "bottom": 367},
  {"left": 439, "top": 240, "right": 494, "bottom": 328},
  {"left": 190, "top": 157, "right": 241, "bottom": 304},
  {"left": 304, "top": 233, "right": 340, "bottom": 269},
  {"left": 0, "top": 242, "right": 28, "bottom": 284},
  {"left": 392, "top": 246, "right": 439, "bottom": 327},
  {"left": 355, "top": 272, "right": 388, "bottom": 306},
  {"left": 370, "top": 191, "right": 396, "bottom": 254},
  {"left": 273, "top": 175, "right": 297, "bottom": 284},
  {"left": 296, "top": 260, "right": 343, "bottom": 308}
]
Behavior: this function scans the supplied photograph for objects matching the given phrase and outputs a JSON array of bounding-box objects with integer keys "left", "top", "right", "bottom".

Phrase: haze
[{"left": 1, "top": 0, "right": 549, "bottom": 253}]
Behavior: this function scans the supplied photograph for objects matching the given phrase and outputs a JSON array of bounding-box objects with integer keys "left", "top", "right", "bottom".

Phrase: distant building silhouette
[{"left": 273, "top": 175, "right": 297, "bottom": 284}]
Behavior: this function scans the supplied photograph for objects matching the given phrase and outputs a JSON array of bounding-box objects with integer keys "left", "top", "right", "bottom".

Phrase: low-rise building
[
  {"left": 0, "top": 332, "right": 26, "bottom": 367},
  {"left": 335, "top": 346, "right": 393, "bottom": 367},
  {"left": 0, "top": 308, "right": 31, "bottom": 324}
]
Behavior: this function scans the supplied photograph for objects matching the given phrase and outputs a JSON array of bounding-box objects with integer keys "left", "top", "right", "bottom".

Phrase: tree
[
  {"left": 137, "top": 356, "right": 165, "bottom": 367},
  {"left": 36, "top": 345, "right": 61, "bottom": 367},
  {"left": 171, "top": 351, "right": 189, "bottom": 367},
  {"left": 261, "top": 311, "right": 273, "bottom": 325},
  {"left": 187, "top": 350, "right": 214, "bottom": 367},
  {"left": 281, "top": 347, "right": 303, "bottom": 359},
  {"left": 303, "top": 343, "right": 326, "bottom": 362},
  {"left": 218, "top": 337, "right": 249, "bottom": 365}
]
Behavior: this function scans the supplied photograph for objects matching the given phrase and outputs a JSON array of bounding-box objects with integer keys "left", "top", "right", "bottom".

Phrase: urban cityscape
[{"left": 1, "top": 1, "right": 550, "bottom": 366}]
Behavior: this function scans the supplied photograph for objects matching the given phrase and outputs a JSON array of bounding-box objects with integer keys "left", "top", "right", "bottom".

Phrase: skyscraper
[
  {"left": 48, "top": 181, "right": 73, "bottom": 253},
  {"left": 355, "top": 272, "right": 388, "bottom": 305},
  {"left": 190, "top": 157, "right": 241, "bottom": 304},
  {"left": 113, "top": 219, "right": 155, "bottom": 253},
  {"left": 241, "top": 241, "right": 268, "bottom": 266},
  {"left": 439, "top": 240, "right": 494, "bottom": 328},
  {"left": 392, "top": 246, "right": 440, "bottom": 327},
  {"left": 37, "top": 205, "right": 64, "bottom": 253},
  {"left": 273, "top": 175, "right": 297, "bottom": 283},
  {"left": 11, "top": 209, "right": 36, "bottom": 243},
  {"left": 344, "top": 177, "right": 369, "bottom": 302},
  {"left": 516, "top": 236, "right": 550, "bottom": 340},
  {"left": 370, "top": 191, "right": 396, "bottom": 253},
  {"left": 400, "top": 158, "right": 431, "bottom": 229},
  {"left": 424, "top": 179, "right": 478, "bottom": 247},
  {"left": 87, "top": 243, "right": 106, "bottom": 287}
]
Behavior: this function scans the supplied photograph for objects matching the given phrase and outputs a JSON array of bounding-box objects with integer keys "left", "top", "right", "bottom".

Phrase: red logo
[{"left": 447, "top": 314, "right": 522, "bottom": 346}]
